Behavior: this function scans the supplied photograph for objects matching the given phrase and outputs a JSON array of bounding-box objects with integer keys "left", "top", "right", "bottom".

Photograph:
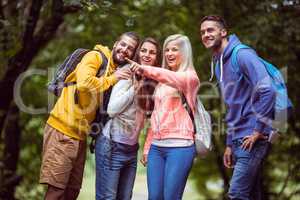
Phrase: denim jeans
[
  {"left": 228, "top": 138, "right": 270, "bottom": 200},
  {"left": 95, "top": 134, "right": 139, "bottom": 200},
  {"left": 147, "top": 144, "right": 196, "bottom": 200}
]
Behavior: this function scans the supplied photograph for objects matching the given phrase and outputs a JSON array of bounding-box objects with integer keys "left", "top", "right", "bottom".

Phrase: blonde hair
[{"left": 162, "top": 34, "right": 195, "bottom": 72}]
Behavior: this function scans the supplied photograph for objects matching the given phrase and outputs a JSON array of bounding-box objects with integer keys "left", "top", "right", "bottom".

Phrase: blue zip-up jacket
[{"left": 213, "top": 34, "right": 276, "bottom": 146}]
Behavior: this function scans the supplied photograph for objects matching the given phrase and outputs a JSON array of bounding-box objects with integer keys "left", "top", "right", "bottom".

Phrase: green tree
[{"left": 0, "top": 0, "right": 299, "bottom": 199}]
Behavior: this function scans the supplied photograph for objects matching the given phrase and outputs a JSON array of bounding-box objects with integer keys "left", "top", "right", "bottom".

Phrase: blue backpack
[{"left": 231, "top": 44, "right": 293, "bottom": 131}]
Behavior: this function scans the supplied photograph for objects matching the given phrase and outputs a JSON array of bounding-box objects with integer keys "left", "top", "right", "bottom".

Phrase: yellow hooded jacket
[{"left": 47, "top": 45, "right": 117, "bottom": 140}]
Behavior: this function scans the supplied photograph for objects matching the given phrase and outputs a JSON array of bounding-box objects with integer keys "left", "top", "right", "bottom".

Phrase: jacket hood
[
  {"left": 93, "top": 44, "right": 116, "bottom": 68},
  {"left": 210, "top": 34, "right": 241, "bottom": 82},
  {"left": 94, "top": 44, "right": 111, "bottom": 57},
  {"left": 219, "top": 34, "right": 241, "bottom": 62}
]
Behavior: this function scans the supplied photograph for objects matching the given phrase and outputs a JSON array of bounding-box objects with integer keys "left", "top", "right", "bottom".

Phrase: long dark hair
[{"left": 134, "top": 37, "right": 161, "bottom": 116}]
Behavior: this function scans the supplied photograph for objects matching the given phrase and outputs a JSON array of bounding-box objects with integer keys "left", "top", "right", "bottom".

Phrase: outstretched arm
[{"left": 127, "top": 58, "right": 199, "bottom": 94}]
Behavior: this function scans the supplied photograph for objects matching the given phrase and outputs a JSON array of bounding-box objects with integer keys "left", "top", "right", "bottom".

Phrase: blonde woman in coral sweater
[{"left": 128, "top": 34, "right": 200, "bottom": 200}]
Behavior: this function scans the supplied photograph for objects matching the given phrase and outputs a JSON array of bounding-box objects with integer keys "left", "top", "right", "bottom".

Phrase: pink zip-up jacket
[{"left": 140, "top": 66, "right": 200, "bottom": 155}]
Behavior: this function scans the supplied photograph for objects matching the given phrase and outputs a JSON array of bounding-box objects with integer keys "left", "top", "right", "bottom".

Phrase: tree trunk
[
  {"left": 0, "top": 103, "right": 22, "bottom": 200},
  {"left": 0, "top": 1, "right": 81, "bottom": 199},
  {"left": 0, "top": 0, "right": 66, "bottom": 137}
]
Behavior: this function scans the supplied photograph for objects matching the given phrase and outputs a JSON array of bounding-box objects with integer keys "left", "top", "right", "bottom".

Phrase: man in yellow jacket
[{"left": 40, "top": 32, "right": 140, "bottom": 200}]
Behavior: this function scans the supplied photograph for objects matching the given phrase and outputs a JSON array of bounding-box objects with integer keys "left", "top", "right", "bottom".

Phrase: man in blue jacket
[{"left": 199, "top": 15, "right": 276, "bottom": 200}]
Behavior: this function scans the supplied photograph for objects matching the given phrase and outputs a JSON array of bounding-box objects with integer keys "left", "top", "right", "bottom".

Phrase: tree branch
[
  {"left": 63, "top": 4, "right": 82, "bottom": 14},
  {"left": 278, "top": 163, "right": 292, "bottom": 197},
  {"left": 1, "top": 103, "right": 22, "bottom": 199},
  {"left": 0, "top": 0, "right": 4, "bottom": 19},
  {"left": 33, "top": 0, "right": 64, "bottom": 44},
  {"left": 287, "top": 189, "right": 300, "bottom": 199},
  {"left": 23, "top": 0, "right": 43, "bottom": 47}
]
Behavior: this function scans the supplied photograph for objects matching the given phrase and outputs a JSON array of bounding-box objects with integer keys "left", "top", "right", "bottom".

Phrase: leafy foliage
[{"left": 0, "top": 0, "right": 299, "bottom": 199}]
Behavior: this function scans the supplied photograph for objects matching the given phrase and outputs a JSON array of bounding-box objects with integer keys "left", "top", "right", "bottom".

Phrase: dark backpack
[
  {"left": 88, "top": 85, "right": 113, "bottom": 153},
  {"left": 48, "top": 48, "right": 108, "bottom": 97}
]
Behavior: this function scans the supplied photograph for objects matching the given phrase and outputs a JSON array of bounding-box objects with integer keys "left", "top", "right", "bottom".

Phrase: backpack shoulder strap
[
  {"left": 94, "top": 50, "right": 109, "bottom": 77},
  {"left": 179, "top": 92, "right": 195, "bottom": 127},
  {"left": 73, "top": 50, "right": 109, "bottom": 105},
  {"left": 231, "top": 44, "right": 251, "bottom": 73}
]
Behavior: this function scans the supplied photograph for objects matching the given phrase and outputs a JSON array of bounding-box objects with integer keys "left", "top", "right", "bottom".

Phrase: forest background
[{"left": 0, "top": 0, "right": 299, "bottom": 199}]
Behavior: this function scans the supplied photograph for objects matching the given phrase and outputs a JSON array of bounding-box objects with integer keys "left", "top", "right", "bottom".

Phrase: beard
[
  {"left": 112, "top": 50, "right": 128, "bottom": 66},
  {"left": 206, "top": 35, "right": 224, "bottom": 52},
  {"left": 212, "top": 38, "right": 222, "bottom": 49}
]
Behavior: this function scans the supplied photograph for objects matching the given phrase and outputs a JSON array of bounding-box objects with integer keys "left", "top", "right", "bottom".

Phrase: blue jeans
[
  {"left": 147, "top": 144, "right": 196, "bottom": 200},
  {"left": 228, "top": 138, "right": 270, "bottom": 200},
  {"left": 95, "top": 134, "right": 139, "bottom": 200}
]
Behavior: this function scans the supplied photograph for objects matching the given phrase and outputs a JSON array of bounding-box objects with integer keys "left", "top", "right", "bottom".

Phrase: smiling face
[
  {"left": 200, "top": 20, "right": 227, "bottom": 52},
  {"left": 112, "top": 35, "right": 138, "bottom": 65},
  {"left": 164, "top": 40, "right": 182, "bottom": 71},
  {"left": 138, "top": 41, "right": 158, "bottom": 66}
]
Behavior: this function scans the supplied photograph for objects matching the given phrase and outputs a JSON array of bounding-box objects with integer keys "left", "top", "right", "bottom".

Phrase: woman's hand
[
  {"left": 125, "top": 58, "right": 144, "bottom": 75},
  {"left": 140, "top": 154, "right": 148, "bottom": 167}
]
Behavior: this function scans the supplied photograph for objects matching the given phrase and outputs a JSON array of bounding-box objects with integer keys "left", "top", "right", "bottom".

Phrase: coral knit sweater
[{"left": 140, "top": 66, "right": 200, "bottom": 154}]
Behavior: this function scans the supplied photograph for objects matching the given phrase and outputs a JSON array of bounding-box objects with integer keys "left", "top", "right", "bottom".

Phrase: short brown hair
[
  {"left": 119, "top": 31, "right": 140, "bottom": 44},
  {"left": 199, "top": 15, "right": 228, "bottom": 29},
  {"left": 117, "top": 31, "right": 140, "bottom": 60}
]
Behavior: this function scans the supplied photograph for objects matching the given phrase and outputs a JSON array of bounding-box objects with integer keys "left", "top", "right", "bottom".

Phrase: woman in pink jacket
[{"left": 129, "top": 34, "right": 200, "bottom": 200}]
